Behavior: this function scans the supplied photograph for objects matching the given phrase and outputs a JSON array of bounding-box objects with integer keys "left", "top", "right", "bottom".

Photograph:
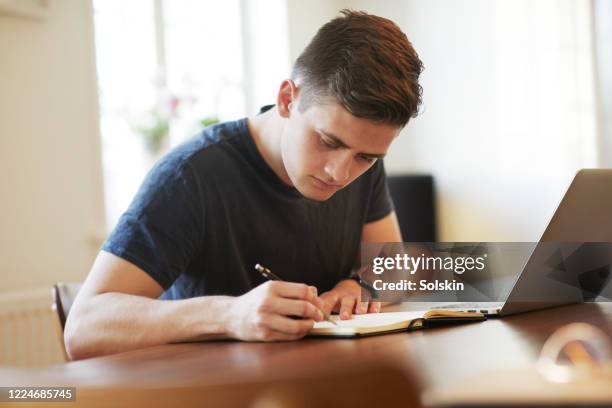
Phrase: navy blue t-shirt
[{"left": 102, "top": 113, "right": 394, "bottom": 299}]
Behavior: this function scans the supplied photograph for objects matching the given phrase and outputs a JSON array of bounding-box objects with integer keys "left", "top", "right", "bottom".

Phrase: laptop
[{"left": 436, "top": 169, "right": 612, "bottom": 317}]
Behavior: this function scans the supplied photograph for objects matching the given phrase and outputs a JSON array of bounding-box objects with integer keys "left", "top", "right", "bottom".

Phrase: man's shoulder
[
  {"left": 167, "top": 118, "right": 247, "bottom": 165},
  {"left": 137, "top": 118, "right": 249, "bottom": 194}
]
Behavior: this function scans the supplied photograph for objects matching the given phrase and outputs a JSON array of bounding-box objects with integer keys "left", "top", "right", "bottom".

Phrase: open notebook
[{"left": 310, "top": 309, "right": 485, "bottom": 337}]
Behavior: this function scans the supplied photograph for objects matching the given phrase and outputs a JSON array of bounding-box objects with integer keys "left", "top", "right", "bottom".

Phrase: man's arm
[
  {"left": 320, "top": 211, "right": 402, "bottom": 318},
  {"left": 65, "top": 251, "right": 325, "bottom": 360},
  {"left": 361, "top": 211, "right": 402, "bottom": 243}
]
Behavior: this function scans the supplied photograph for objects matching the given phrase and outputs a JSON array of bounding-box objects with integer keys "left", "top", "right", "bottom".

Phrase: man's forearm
[{"left": 64, "top": 293, "right": 233, "bottom": 360}]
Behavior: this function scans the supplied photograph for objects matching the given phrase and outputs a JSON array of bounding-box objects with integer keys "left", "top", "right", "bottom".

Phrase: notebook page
[{"left": 313, "top": 311, "right": 426, "bottom": 329}]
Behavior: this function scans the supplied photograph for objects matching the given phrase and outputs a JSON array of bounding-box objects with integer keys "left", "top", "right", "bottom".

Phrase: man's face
[{"left": 280, "top": 99, "right": 400, "bottom": 201}]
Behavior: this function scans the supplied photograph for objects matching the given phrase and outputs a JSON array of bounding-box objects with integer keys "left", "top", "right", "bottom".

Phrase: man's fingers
[
  {"left": 261, "top": 313, "right": 314, "bottom": 337},
  {"left": 339, "top": 296, "right": 355, "bottom": 320},
  {"left": 368, "top": 301, "right": 381, "bottom": 313},
  {"left": 311, "top": 294, "right": 325, "bottom": 311},
  {"left": 260, "top": 297, "right": 323, "bottom": 321},
  {"left": 319, "top": 292, "right": 338, "bottom": 315},
  {"left": 267, "top": 281, "right": 316, "bottom": 301},
  {"left": 355, "top": 301, "right": 369, "bottom": 314}
]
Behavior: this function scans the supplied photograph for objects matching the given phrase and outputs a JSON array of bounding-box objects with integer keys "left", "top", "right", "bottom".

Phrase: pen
[
  {"left": 255, "top": 263, "right": 337, "bottom": 326},
  {"left": 350, "top": 274, "right": 379, "bottom": 299}
]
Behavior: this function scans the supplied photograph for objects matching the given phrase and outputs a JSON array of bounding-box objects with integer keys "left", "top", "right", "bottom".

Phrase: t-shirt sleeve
[
  {"left": 365, "top": 160, "right": 395, "bottom": 223},
  {"left": 101, "top": 159, "right": 204, "bottom": 290}
]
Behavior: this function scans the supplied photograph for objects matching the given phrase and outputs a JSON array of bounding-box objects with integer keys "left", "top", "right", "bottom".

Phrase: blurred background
[{"left": 0, "top": 0, "right": 610, "bottom": 366}]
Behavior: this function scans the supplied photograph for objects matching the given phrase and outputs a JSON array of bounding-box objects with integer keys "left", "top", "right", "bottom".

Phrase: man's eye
[
  {"left": 320, "top": 137, "right": 338, "bottom": 149},
  {"left": 358, "top": 155, "right": 377, "bottom": 164}
]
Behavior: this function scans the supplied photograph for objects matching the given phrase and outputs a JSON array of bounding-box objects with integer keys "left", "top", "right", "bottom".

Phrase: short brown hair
[{"left": 292, "top": 10, "right": 423, "bottom": 128}]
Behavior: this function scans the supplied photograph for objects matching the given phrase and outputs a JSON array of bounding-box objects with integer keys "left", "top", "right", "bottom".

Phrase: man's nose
[{"left": 324, "top": 152, "right": 352, "bottom": 183}]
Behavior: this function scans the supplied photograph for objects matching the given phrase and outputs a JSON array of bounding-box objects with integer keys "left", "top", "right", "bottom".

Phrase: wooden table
[{"left": 1, "top": 303, "right": 611, "bottom": 407}]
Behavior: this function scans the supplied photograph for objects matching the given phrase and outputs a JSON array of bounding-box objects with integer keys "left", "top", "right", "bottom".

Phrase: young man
[{"left": 65, "top": 10, "right": 423, "bottom": 359}]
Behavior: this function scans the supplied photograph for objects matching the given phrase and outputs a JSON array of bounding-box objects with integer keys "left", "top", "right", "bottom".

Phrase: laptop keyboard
[{"left": 433, "top": 302, "right": 504, "bottom": 314}]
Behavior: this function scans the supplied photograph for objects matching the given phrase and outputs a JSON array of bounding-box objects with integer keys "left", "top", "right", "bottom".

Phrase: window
[{"left": 93, "top": 0, "right": 245, "bottom": 228}]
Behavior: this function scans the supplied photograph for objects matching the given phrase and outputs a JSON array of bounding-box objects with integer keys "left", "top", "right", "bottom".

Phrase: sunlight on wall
[{"left": 93, "top": 0, "right": 245, "bottom": 229}]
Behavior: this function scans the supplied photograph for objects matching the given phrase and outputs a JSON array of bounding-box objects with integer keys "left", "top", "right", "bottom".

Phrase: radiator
[{"left": 0, "top": 288, "right": 65, "bottom": 367}]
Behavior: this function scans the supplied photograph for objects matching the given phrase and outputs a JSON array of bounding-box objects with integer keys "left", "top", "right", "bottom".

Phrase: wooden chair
[{"left": 51, "top": 282, "right": 82, "bottom": 360}]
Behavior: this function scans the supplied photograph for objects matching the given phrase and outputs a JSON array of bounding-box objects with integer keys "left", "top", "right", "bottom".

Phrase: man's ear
[{"left": 277, "top": 79, "right": 298, "bottom": 118}]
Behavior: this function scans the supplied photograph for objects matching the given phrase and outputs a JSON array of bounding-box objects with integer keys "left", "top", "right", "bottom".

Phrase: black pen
[{"left": 255, "top": 263, "right": 337, "bottom": 325}]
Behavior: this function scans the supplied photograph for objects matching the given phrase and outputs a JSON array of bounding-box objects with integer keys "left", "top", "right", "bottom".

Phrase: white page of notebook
[{"left": 313, "top": 311, "right": 427, "bottom": 329}]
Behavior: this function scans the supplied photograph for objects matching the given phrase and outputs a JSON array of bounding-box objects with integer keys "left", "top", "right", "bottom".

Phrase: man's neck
[{"left": 247, "top": 108, "right": 293, "bottom": 186}]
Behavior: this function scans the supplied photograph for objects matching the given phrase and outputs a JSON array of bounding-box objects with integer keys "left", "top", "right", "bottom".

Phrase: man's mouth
[{"left": 310, "top": 176, "right": 343, "bottom": 192}]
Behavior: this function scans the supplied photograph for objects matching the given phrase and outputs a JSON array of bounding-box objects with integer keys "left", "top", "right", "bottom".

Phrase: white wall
[
  {"left": 593, "top": 0, "right": 612, "bottom": 166},
  {"left": 285, "top": 0, "right": 599, "bottom": 242},
  {"left": 241, "top": 0, "right": 291, "bottom": 113},
  {"left": 285, "top": 0, "right": 340, "bottom": 65},
  {"left": 0, "top": 0, "right": 105, "bottom": 293}
]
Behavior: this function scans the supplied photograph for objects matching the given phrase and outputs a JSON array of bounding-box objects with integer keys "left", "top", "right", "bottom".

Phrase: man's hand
[
  {"left": 320, "top": 279, "right": 381, "bottom": 320},
  {"left": 226, "top": 281, "right": 325, "bottom": 341}
]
